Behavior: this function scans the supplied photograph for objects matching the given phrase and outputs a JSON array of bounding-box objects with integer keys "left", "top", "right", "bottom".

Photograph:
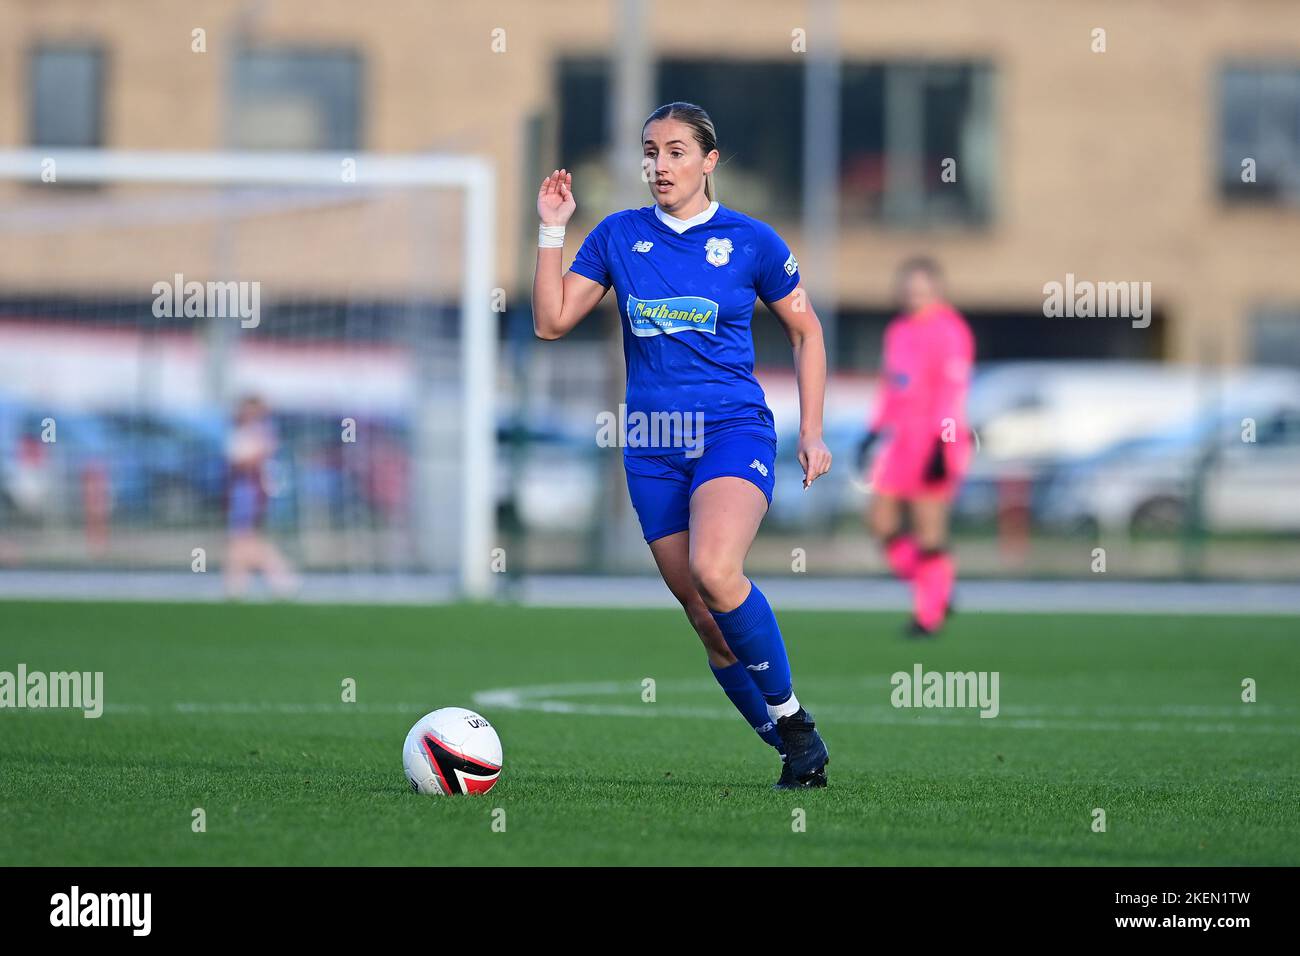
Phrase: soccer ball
[{"left": 403, "top": 707, "right": 502, "bottom": 796}]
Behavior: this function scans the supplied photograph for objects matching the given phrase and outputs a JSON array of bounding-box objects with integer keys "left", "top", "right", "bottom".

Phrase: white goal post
[{"left": 0, "top": 149, "right": 497, "bottom": 599}]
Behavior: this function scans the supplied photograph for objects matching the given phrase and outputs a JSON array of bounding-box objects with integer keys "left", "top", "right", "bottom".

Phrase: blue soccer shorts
[{"left": 623, "top": 429, "right": 777, "bottom": 544}]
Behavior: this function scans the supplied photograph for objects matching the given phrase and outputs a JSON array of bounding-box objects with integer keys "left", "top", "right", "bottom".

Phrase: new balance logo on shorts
[
  {"left": 747, "top": 661, "right": 770, "bottom": 672},
  {"left": 749, "top": 459, "right": 769, "bottom": 478}
]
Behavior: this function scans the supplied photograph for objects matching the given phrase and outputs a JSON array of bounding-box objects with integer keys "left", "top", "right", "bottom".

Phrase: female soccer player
[
  {"left": 861, "top": 257, "right": 974, "bottom": 637},
  {"left": 531, "top": 102, "right": 833, "bottom": 789}
]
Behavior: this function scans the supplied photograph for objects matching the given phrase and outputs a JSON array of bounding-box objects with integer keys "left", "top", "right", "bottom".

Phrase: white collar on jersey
[{"left": 654, "top": 200, "right": 719, "bottom": 234}]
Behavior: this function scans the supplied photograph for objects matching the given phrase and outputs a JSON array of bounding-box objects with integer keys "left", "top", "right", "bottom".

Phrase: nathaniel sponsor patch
[{"left": 625, "top": 294, "right": 720, "bottom": 337}]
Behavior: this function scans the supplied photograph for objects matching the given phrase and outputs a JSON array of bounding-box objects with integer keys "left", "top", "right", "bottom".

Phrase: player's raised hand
[
  {"left": 537, "top": 169, "right": 576, "bottom": 226},
  {"left": 798, "top": 434, "right": 833, "bottom": 490}
]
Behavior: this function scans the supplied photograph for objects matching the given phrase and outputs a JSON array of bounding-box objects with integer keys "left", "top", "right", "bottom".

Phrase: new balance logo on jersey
[
  {"left": 632, "top": 241, "right": 654, "bottom": 253},
  {"left": 746, "top": 661, "right": 771, "bottom": 672},
  {"left": 749, "top": 459, "right": 769, "bottom": 478}
]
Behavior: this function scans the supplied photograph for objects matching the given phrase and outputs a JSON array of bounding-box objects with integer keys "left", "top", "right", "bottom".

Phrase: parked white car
[
  {"left": 1039, "top": 380, "right": 1300, "bottom": 534},
  {"left": 966, "top": 361, "right": 1281, "bottom": 464}
]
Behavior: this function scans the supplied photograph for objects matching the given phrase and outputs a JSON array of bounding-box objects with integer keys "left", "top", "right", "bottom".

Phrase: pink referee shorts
[{"left": 870, "top": 433, "right": 972, "bottom": 501}]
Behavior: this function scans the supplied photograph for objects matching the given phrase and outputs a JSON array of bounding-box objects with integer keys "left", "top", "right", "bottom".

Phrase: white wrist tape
[{"left": 538, "top": 224, "right": 566, "bottom": 248}]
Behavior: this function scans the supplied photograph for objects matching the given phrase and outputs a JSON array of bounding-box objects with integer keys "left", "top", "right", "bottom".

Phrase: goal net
[{"left": 0, "top": 149, "right": 495, "bottom": 598}]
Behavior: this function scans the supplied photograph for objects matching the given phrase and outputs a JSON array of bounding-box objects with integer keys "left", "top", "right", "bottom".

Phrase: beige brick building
[{"left": 2, "top": 0, "right": 1299, "bottom": 366}]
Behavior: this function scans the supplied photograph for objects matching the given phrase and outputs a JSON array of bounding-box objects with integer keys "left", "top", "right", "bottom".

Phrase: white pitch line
[
  {"left": 473, "top": 680, "right": 1300, "bottom": 736},
  {"left": 25, "top": 680, "right": 1292, "bottom": 736}
]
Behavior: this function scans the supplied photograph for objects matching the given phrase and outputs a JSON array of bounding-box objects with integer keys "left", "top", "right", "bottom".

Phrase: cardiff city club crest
[{"left": 704, "top": 236, "right": 733, "bottom": 267}]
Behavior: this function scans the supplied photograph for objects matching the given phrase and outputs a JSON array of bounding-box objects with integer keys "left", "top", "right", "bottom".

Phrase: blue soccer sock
[
  {"left": 710, "top": 660, "right": 784, "bottom": 751},
  {"left": 709, "top": 580, "right": 801, "bottom": 723}
]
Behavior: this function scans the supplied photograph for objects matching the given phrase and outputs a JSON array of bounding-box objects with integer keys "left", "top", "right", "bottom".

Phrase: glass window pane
[
  {"left": 656, "top": 60, "right": 805, "bottom": 220},
  {"left": 839, "top": 65, "right": 886, "bottom": 220},
  {"left": 1251, "top": 307, "right": 1300, "bottom": 368},
  {"left": 1220, "top": 64, "right": 1300, "bottom": 204},
  {"left": 232, "top": 49, "right": 362, "bottom": 151},
  {"left": 29, "top": 46, "right": 104, "bottom": 148},
  {"left": 841, "top": 60, "right": 994, "bottom": 227}
]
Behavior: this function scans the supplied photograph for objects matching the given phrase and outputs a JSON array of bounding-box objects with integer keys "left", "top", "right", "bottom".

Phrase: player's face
[
  {"left": 642, "top": 118, "right": 716, "bottom": 213},
  {"left": 900, "top": 270, "right": 940, "bottom": 315}
]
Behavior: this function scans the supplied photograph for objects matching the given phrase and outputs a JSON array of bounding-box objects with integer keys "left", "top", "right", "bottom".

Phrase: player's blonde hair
[{"left": 642, "top": 102, "right": 718, "bottom": 201}]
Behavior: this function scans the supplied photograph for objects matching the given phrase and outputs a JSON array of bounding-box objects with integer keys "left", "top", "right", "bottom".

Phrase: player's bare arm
[
  {"left": 532, "top": 169, "right": 607, "bottom": 340},
  {"left": 768, "top": 285, "right": 832, "bottom": 489}
]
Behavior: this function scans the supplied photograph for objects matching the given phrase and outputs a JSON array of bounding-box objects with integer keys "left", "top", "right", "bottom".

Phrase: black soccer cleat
[
  {"left": 774, "top": 755, "right": 796, "bottom": 789},
  {"left": 773, "top": 759, "right": 827, "bottom": 790},
  {"left": 903, "top": 616, "right": 940, "bottom": 639},
  {"left": 773, "top": 708, "right": 829, "bottom": 787}
]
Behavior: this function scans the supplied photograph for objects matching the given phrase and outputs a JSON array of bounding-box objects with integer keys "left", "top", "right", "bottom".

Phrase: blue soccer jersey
[{"left": 568, "top": 202, "right": 800, "bottom": 456}]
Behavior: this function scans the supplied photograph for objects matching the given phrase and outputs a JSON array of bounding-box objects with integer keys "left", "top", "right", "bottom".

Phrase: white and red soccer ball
[{"left": 403, "top": 707, "right": 502, "bottom": 796}]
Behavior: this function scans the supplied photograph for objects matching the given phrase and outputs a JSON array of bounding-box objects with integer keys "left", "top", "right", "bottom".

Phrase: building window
[
  {"left": 558, "top": 58, "right": 610, "bottom": 173},
  {"left": 29, "top": 46, "right": 105, "bottom": 147},
  {"left": 1251, "top": 306, "right": 1300, "bottom": 368},
  {"left": 840, "top": 61, "right": 995, "bottom": 227},
  {"left": 556, "top": 57, "right": 804, "bottom": 220},
  {"left": 1220, "top": 65, "right": 1300, "bottom": 206},
  {"left": 556, "top": 56, "right": 993, "bottom": 227},
  {"left": 656, "top": 59, "right": 805, "bottom": 220},
  {"left": 231, "top": 49, "right": 362, "bottom": 150}
]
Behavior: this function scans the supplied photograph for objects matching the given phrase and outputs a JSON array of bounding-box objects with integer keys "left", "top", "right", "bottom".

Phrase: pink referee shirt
[{"left": 869, "top": 302, "right": 975, "bottom": 496}]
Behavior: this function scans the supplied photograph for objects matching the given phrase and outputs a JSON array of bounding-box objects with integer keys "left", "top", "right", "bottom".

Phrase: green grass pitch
[{"left": 1, "top": 599, "right": 1297, "bottom": 866}]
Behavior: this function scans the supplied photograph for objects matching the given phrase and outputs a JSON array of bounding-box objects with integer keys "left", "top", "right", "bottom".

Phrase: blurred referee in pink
[{"left": 861, "top": 257, "right": 974, "bottom": 637}]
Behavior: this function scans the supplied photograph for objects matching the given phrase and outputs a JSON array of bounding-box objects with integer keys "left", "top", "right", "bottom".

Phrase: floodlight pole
[
  {"left": 601, "top": 0, "right": 654, "bottom": 568},
  {"left": 802, "top": 0, "right": 841, "bottom": 367}
]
